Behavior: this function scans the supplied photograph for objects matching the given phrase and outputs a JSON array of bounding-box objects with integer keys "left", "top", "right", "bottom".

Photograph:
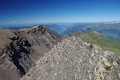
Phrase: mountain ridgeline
[
  {"left": 2, "top": 22, "right": 120, "bottom": 40},
  {"left": 0, "top": 25, "right": 61, "bottom": 80},
  {"left": 0, "top": 25, "right": 120, "bottom": 80},
  {"left": 64, "top": 30, "right": 120, "bottom": 56},
  {"left": 21, "top": 36, "right": 120, "bottom": 80}
]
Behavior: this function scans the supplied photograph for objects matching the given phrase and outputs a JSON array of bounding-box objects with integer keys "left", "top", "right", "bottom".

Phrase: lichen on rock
[{"left": 21, "top": 36, "right": 120, "bottom": 80}]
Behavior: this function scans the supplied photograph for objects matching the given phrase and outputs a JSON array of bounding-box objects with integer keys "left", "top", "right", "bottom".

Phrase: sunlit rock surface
[{"left": 21, "top": 36, "right": 120, "bottom": 80}]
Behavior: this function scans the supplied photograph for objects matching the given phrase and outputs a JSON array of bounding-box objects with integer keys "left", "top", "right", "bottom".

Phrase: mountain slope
[
  {"left": 21, "top": 36, "right": 120, "bottom": 80},
  {"left": 84, "top": 30, "right": 120, "bottom": 56},
  {"left": 94, "top": 23, "right": 120, "bottom": 39},
  {"left": 65, "top": 30, "right": 120, "bottom": 56},
  {"left": 44, "top": 24, "right": 65, "bottom": 35},
  {"left": 64, "top": 23, "right": 120, "bottom": 39},
  {"left": 0, "top": 25, "right": 61, "bottom": 80},
  {"left": 64, "top": 25, "right": 92, "bottom": 34}
]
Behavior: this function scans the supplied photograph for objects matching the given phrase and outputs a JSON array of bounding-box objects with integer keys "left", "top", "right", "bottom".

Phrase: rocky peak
[
  {"left": 28, "top": 25, "right": 47, "bottom": 35},
  {"left": 21, "top": 36, "right": 120, "bottom": 80},
  {"left": 22, "top": 25, "right": 54, "bottom": 36},
  {"left": 0, "top": 26, "right": 61, "bottom": 80}
]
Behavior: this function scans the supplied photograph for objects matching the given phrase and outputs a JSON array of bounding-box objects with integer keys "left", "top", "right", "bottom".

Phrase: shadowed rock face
[
  {"left": 0, "top": 25, "right": 61, "bottom": 80},
  {"left": 21, "top": 36, "right": 120, "bottom": 80}
]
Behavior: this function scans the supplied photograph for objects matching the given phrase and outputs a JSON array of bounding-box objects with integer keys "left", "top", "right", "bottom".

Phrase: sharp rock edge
[
  {"left": 21, "top": 36, "right": 120, "bottom": 80},
  {"left": 0, "top": 25, "right": 61, "bottom": 80}
]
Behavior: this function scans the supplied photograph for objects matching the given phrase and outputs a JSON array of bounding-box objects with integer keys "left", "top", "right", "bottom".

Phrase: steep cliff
[
  {"left": 0, "top": 25, "right": 61, "bottom": 80},
  {"left": 21, "top": 36, "right": 120, "bottom": 80}
]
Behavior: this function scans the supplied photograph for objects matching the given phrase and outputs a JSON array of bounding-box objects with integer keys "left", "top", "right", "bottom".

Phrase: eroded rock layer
[
  {"left": 21, "top": 36, "right": 120, "bottom": 80},
  {"left": 0, "top": 25, "right": 61, "bottom": 80}
]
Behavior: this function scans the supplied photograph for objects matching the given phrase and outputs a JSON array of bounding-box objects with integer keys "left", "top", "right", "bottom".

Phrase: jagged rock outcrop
[
  {"left": 21, "top": 36, "right": 120, "bottom": 80},
  {"left": 0, "top": 25, "right": 61, "bottom": 80}
]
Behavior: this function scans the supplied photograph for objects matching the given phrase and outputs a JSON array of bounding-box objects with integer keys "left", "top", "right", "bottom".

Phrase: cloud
[{"left": 14, "top": 21, "right": 16, "bottom": 23}]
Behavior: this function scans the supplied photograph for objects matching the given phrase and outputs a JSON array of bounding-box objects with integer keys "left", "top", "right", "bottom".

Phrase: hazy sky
[{"left": 0, "top": 0, "right": 120, "bottom": 25}]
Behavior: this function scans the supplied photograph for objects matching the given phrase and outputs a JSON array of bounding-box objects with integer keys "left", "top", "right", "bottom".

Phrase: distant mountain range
[
  {"left": 1, "top": 23, "right": 69, "bottom": 35},
  {"left": 100, "top": 21, "right": 120, "bottom": 24},
  {"left": 1, "top": 21, "right": 120, "bottom": 39},
  {"left": 64, "top": 22, "right": 120, "bottom": 40},
  {"left": 1, "top": 26, "right": 33, "bottom": 30}
]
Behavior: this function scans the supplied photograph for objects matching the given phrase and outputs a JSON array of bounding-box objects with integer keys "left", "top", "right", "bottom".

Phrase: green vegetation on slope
[{"left": 84, "top": 30, "right": 120, "bottom": 56}]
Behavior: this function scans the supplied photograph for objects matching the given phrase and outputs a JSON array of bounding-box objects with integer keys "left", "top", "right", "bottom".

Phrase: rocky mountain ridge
[
  {"left": 0, "top": 25, "right": 120, "bottom": 80},
  {"left": 21, "top": 36, "right": 120, "bottom": 80},
  {"left": 0, "top": 25, "right": 61, "bottom": 80}
]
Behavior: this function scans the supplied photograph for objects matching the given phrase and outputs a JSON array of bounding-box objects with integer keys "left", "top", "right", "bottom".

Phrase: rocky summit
[
  {"left": 21, "top": 36, "right": 120, "bottom": 80},
  {"left": 0, "top": 25, "right": 61, "bottom": 80}
]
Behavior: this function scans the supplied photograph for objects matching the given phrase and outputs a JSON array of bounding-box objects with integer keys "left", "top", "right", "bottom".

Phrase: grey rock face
[
  {"left": 21, "top": 36, "right": 120, "bottom": 80},
  {"left": 0, "top": 25, "right": 61, "bottom": 80}
]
